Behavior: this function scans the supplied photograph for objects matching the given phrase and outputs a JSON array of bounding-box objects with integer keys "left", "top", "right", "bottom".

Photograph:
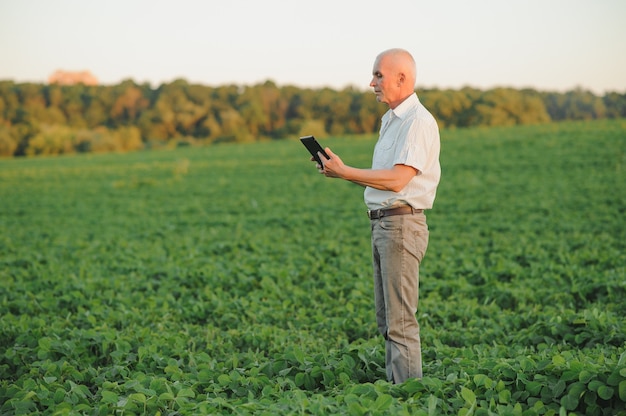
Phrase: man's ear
[{"left": 398, "top": 72, "right": 406, "bottom": 86}]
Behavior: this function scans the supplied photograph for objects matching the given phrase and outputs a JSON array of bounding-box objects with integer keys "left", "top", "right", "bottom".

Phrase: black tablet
[{"left": 300, "top": 135, "right": 330, "bottom": 166}]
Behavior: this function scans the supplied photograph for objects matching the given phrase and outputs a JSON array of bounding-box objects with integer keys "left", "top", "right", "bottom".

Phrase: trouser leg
[{"left": 372, "top": 213, "right": 429, "bottom": 383}]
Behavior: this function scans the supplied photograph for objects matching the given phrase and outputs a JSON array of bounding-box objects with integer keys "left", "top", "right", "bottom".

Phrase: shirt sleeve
[{"left": 394, "top": 117, "right": 438, "bottom": 174}]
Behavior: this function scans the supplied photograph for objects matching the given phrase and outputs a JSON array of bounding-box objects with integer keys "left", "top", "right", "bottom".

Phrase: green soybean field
[{"left": 1, "top": 119, "right": 625, "bottom": 415}]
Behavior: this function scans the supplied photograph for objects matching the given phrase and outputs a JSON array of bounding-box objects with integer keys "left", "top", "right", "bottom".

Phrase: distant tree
[
  {"left": 0, "top": 124, "right": 18, "bottom": 156},
  {"left": 199, "top": 113, "right": 222, "bottom": 142},
  {"left": 421, "top": 89, "right": 474, "bottom": 128},
  {"left": 544, "top": 88, "right": 607, "bottom": 121},
  {"left": 1, "top": 78, "right": 624, "bottom": 157},
  {"left": 464, "top": 88, "right": 551, "bottom": 126},
  {"left": 565, "top": 88, "right": 606, "bottom": 120},
  {"left": 298, "top": 119, "right": 328, "bottom": 138},
  {"left": 110, "top": 83, "right": 149, "bottom": 125},
  {"left": 60, "top": 85, "right": 88, "bottom": 127},
  {"left": 84, "top": 96, "right": 108, "bottom": 128},
  {"left": 114, "top": 126, "right": 143, "bottom": 151},
  {"left": 17, "top": 83, "right": 48, "bottom": 123},
  {"left": 602, "top": 92, "right": 626, "bottom": 118},
  {"left": 216, "top": 107, "right": 251, "bottom": 142},
  {"left": 212, "top": 84, "right": 241, "bottom": 109},
  {"left": 354, "top": 90, "right": 383, "bottom": 133},
  {"left": 285, "top": 88, "right": 312, "bottom": 121},
  {"left": 88, "top": 126, "right": 120, "bottom": 153},
  {"left": 0, "top": 96, "right": 6, "bottom": 124},
  {"left": 326, "top": 88, "right": 354, "bottom": 135},
  {"left": 26, "top": 125, "right": 76, "bottom": 155},
  {"left": 43, "top": 84, "right": 64, "bottom": 108},
  {"left": 259, "top": 80, "right": 288, "bottom": 136},
  {"left": 237, "top": 86, "right": 269, "bottom": 138},
  {"left": 0, "top": 82, "right": 20, "bottom": 124}
]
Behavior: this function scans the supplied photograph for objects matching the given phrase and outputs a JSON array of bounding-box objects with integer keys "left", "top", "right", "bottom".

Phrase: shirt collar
[
  {"left": 390, "top": 93, "right": 419, "bottom": 120},
  {"left": 383, "top": 93, "right": 419, "bottom": 123}
]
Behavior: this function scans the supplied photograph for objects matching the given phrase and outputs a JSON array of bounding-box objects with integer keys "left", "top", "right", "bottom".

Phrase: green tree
[
  {"left": 544, "top": 88, "right": 607, "bottom": 121},
  {"left": 0, "top": 82, "right": 20, "bottom": 124},
  {"left": 60, "top": 85, "right": 88, "bottom": 127},
  {"left": 1, "top": 79, "right": 623, "bottom": 157},
  {"left": 110, "top": 83, "right": 149, "bottom": 126},
  {"left": 421, "top": 89, "right": 473, "bottom": 128},
  {"left": 603, "top": 92, "right": 626, "bottom": 118},
  {"left": 26, "top": 125, "right": 75, "bottom": 155},
  {"left": 114, "top": 126, "right": 143, "bottom": 151},
  {"left": 0, "top": 124, "right": 18, "bottom": 156},
  {"left": 298, "top": 119, "right": 327, "bottom": 138},
  {"left": 326, "top": 88, "right": 354, "bottom": 135},
  {"left": 216, "top": 107, "right": 250, "bottom": 143},
  {"left": 467, "top": 88, "right": 550, "bottom": 127}
]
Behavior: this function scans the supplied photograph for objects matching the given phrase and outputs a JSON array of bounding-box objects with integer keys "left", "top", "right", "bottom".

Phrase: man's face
[{"left": 369, "top": 55, "right": 399, "bottom": 107}]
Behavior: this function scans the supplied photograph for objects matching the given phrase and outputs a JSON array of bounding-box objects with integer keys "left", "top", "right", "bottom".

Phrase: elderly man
[{"left": 315, "top": 48, "right": 441, "bottom": 383}]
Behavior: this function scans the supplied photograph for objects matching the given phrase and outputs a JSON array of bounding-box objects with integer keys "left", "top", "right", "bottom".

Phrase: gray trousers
[{"left": 371, "top": 211, "right": 429, "bottom": 383}]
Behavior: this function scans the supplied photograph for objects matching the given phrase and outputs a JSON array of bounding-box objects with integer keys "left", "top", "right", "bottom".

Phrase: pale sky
[{"left": 1, "top": 0, "right": 625, "bottom": 94}]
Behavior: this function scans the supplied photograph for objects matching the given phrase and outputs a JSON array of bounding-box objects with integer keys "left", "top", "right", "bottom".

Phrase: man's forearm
[
  {"left": 319, "top": 148, "right": 417, "bottom": 192},
  {"left": 341, "top": 165, "right": 416, "bottom": 192}
]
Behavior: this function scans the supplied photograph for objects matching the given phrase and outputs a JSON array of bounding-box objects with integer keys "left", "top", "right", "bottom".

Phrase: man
[{"left": 314, "top": 48, "right": 441, "bottom": 383}]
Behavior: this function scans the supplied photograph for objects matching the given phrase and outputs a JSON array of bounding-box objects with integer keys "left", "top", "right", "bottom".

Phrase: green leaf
[
  {"left": 54, "top": 388, "right": 65, "bottom": 404},
  {"left": 304, "top": 374, "right": 316, "bottom": 390},
  {"left": 461, "top": 387, "right": 476, "bottom": 404},
  {"left": 552, "top": 354, "right": 566, "bottom": 366},
  {"left": 473, "top": 374, "right": 488, "bottom": 387},
  {"left": 427, "top": 394, "right": 438, "bottom": 416},
  {"left": 128, "top": 393, "right": 146, "bottom": 404},
  {"left": 597, "top": 385, "right": 614, "bottom": 400},
  {"left": 519, "top": 357, "right": 534, "bottom": 372},
  {"left": 293, "top": 347, "right": 305, "bottom": 364},
  {"left": 372, "top": 394, "right": 393, "bottom": 411},
  {"left": 588, "top": 380, "right": 603, "bottom": 392},
  {"left": 567, "top": 381, "right": 586, "bottom": 398},
  {"left": 310, "top": 365, "right": 322, "bottom": 378},
  {"left": 561, "top": 393, "right": 578, "bottom": 411},
  {"left": 552, "top": 379, "right": 566, "bottom": 397},
  {"left": 578, "top": 370, "right": 594, "bottom": 383},
  {"left": 177, "top": 388, "right": 195, "bottom": 398},
  {"left": 73, "top": 404, "right": 92, "bottom": 412},
  {"left": 607, "top": 368, "right": 622, "bottom": 386},
  {"left": 322, "top": 370, "right": 336, "bottom": 387},
  {"left": 101, "top": 390, "right": 118, "bottom": 404},
  {"left": 347, "top": 402, "right": 367, "bottom": 416},
  {"left": 619, "top": 380, "right": 626, "bottom": 402},
  {"left": 498, "top": 389, "right": 511, "bottom": 404},
  {"left": 295, "top": 372, "right": 305, "bottom": 387},
  {"left": 402, "top": 378, "right": 426, "bottom": 395},
  {"left": 158, "top": 392, "right": 175, "bottom": 401},
  {"left": 526, "top": 381, "right": 542, "bottom": 396},
  {"left": 217, "top": 374, "right": 231, "bottom": 386}
]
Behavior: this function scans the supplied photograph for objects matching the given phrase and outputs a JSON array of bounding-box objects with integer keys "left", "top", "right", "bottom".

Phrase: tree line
[{"left": 0, "top": 79, "right": 624, "bottom": 157}]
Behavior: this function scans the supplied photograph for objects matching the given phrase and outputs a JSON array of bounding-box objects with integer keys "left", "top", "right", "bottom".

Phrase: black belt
[{"left": 367, "top": 205, "right": 423, "bottom": 220}]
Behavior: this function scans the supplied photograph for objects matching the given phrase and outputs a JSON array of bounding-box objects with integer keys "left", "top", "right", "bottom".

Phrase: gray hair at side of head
[{"left": 378, "top": 48, "right": 417, "bottom": 87}]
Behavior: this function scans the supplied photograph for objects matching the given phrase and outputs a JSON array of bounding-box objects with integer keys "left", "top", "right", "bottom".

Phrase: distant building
[{"left": 48, "top": 70, "right": 98, "bottom": 86}]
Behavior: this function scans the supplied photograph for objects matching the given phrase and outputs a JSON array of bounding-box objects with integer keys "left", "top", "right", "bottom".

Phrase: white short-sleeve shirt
[{"left": 364, "top": 93, "right": 441, "bottom": 210}]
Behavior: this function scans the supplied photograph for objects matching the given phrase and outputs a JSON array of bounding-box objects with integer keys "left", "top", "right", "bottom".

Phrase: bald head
[
  {"left": 377, "top": 49, "right": 416, "bottom": 88},
  {"left": 370, "top": 48, "right": 417, "bottom": 108}
]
